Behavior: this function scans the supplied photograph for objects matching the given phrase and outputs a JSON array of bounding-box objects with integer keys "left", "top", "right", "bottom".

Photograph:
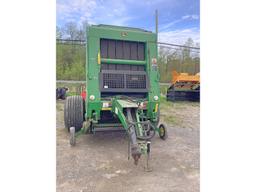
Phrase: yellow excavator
[{"left": 166, "top": 70, "right": 200, "bottom": 101}]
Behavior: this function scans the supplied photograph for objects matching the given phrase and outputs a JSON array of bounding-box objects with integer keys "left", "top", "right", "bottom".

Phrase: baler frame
[{"left": 65, "top": 24, "right": 167, "bottom": 167}]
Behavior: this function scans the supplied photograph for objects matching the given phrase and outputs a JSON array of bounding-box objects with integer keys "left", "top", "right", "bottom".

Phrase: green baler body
[{"left": 85, "top": 24, "right": 160, "bottom": 124}]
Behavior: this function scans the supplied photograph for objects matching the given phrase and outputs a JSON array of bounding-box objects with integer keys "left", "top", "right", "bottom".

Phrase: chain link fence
[{"left": 56, "top": 39, "right": 200, "bottom": 83}]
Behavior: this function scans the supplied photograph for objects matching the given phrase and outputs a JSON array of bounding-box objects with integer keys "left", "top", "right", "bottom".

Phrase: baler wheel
[
  {"left": 159, "top": 123, "right": 168, "bottom": 140},
  {"left": 64, "top": 95, "right": 84, "bottom": 132}
]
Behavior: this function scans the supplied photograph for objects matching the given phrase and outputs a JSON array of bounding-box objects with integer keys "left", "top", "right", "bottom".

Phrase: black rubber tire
[
  {"left": 159, "top": 123, "right": 168, "bottom": 140},
  {"left": 64, "top": 95, "right": 84, "bottom": 132}
]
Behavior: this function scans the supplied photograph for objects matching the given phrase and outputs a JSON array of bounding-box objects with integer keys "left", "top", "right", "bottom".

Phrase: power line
[
  {"left": 158, "top": 45, "right": 200, "bottom": 53},
  {"left": 157, "top": 42, "right": 200, "bottom": 50},
  {"left": 56, "top": 39, "right": 200, "bottom": 50},
  {"left": 56, "top": 39, "right": 86, "bottom": 42}
]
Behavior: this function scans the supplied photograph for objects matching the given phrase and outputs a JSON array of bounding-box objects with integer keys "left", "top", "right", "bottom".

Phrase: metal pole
[{"left": 155, "top": 9, "right": 158, "bottom": 41}]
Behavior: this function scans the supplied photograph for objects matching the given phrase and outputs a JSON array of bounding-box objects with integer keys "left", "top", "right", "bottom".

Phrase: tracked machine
[
  {"left": 166, "top": 70, "right": 200, "bottom": 101},
  {"left": 64, "top": 24, "right": 167, "bottom": 168}
]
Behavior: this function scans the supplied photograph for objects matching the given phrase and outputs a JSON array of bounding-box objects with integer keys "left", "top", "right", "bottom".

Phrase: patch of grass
[
  {"left": 66, "top": 92, "right": 78, "bottom": 96},
  {"left": 56, "top": 102, "right": 64, "bottom": 111},
  {"left": 160, "top": 96, "right": 199, "bottom": 109},
  {"left": 164, "top": 115, "right": 178, "bottom": 125},
  {"left": 160, "top": 85, "right": 169, "bottom": 96},
  {"left": 173, "top": 101, "right": 200, "bottom": 109},
  {"left": 160, "top": 96, "right": 177, "bottom": 111},
  {"left": 159, "top": 96, "right": 178, "bottom": 125},
  {"left": 160, "top": 95, "right": 171, "bottom": 105}
]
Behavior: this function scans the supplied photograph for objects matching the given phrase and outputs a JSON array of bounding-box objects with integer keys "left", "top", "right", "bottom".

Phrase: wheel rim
[{"left": 159, "top": 126, "right": 165, "bottom": 137}]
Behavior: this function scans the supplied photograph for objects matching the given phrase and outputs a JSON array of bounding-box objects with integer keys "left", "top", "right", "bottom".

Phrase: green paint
[
  {"left": 115, "top": 99, "right": 138, "bottom": 108},
  {"left": 111, "top": 99, "right": 130, "bottom": 130},
  {"left": 101, "top": 58, "right": 146, "bottom": 65},
  {"left": 86, "top": 24, "right": 160, "bottom": 124}
]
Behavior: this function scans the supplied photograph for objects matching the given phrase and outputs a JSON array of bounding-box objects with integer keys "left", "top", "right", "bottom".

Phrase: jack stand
[
  {"left": 69, "top": 127, "right": 76, "bottom": 146},
  {"left": 128, "top": 138, "right": 130, "bottom": 160},
  {"left": 144, "top": 141, "right": 153, "bottom": 172}
]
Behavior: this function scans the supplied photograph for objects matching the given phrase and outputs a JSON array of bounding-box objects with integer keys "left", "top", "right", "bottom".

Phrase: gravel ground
[{"left": 56, "top": 99, "right": 200, "bottom": 192}]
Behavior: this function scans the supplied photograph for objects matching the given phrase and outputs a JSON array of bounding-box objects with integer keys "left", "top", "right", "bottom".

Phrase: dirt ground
[{"left": 56, "top": 99, "right": 200, "bottom": 192}]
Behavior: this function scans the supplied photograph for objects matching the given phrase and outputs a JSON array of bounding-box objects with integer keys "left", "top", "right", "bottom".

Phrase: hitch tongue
[
  {"left": 111, "top": 100, "right": 143, "bottom": 165},
  {"left": 126, "top": 108, "right": 142, "bottom": 165}
]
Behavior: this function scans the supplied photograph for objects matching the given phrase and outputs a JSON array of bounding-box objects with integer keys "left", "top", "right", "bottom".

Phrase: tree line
[
  {"left": 57, "top": 21, "right": 88, "bottom": 40},
  {"left": 158, "top": 38, "right": 200, "bottom": 82}
]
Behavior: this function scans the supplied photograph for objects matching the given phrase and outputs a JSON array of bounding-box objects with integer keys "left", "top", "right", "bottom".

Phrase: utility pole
[{"left": 155, "top": 9, "right": 158, "bottom": 41}]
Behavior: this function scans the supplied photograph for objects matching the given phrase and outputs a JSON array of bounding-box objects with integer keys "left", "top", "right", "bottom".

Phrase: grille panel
[
  {"left": 103, "top": 73, "right": 124, "bottom": 89},
  {"left": 100, "top": 70, "right": 148, "bottom": 93},
  {"left": 126, "top": 74, "right": 146, "bottom": 89}
]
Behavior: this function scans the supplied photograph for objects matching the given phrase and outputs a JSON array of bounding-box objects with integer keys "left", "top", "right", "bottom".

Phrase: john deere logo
[{"left": 121, "top": 32, "right": 128, "bottom": 37}]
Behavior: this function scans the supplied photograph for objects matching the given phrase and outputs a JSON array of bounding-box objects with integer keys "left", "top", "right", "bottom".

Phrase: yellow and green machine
[
  {"left": 166, "top": 70, "right": 200, "bottom": 101},
  {"left": 64, "top": 24, "right": 167, "bottom": 166}
]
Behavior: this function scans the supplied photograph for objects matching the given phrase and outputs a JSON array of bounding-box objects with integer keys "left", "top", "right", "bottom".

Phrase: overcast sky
[{"left": 56, "top": 0, "right": 200, "bottom": 44}]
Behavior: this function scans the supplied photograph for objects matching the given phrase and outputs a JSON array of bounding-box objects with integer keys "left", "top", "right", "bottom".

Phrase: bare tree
[
  {"left": 64, "top": 22, "right": 78, "bottom": 40},
  {"left": 56, "top": 26, "right": 62, "bottom": 39},
  {"left": 183, "top": 38, "right": 194, "bottom": 60}
]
